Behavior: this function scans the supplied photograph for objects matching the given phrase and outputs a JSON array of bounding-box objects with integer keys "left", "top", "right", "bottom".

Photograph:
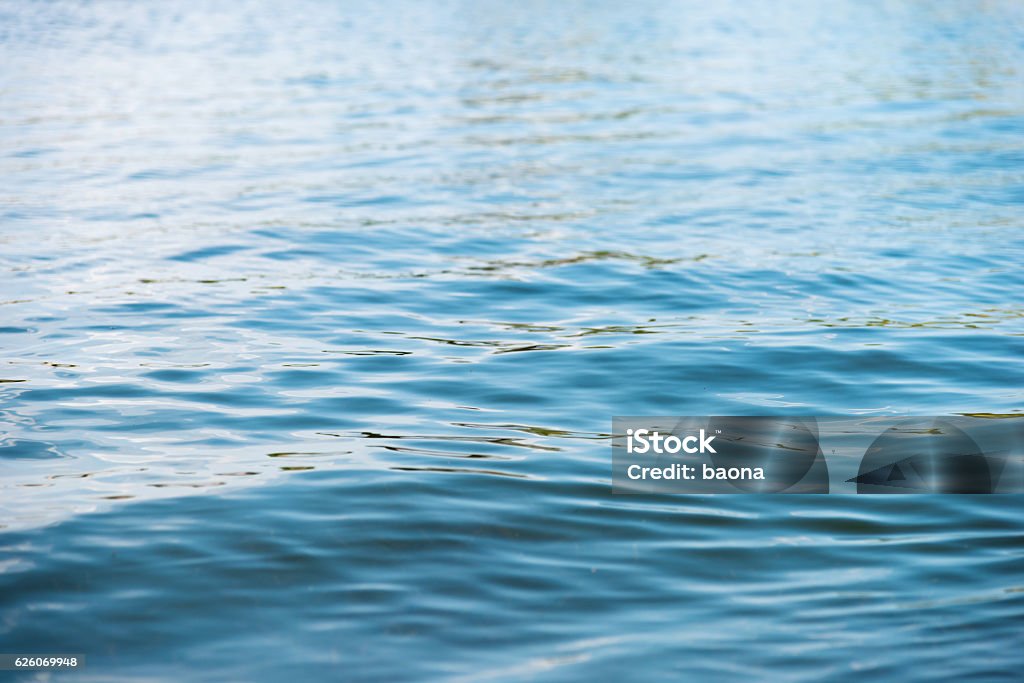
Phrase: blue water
[{"left": 2, "top": 1, "right": 1024, "bottom": 680}]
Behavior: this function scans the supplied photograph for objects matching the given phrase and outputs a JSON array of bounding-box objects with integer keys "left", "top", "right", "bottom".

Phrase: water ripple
[{"left": 2, "top": 0, "right": 1024, "bottom": 679}]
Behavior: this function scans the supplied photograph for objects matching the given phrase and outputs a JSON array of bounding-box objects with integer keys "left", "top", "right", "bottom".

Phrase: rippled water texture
[{"left": 2, "top": 1, "right": 1024, "bottom": 680}]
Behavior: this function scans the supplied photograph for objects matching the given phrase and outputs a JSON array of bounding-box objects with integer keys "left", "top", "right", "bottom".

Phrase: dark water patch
[
  {"left": 0, "top": 438, "right": 65, "bottom": 459},
  {"left": 169, "top": 244, "right": 251, "bottom": 262}
]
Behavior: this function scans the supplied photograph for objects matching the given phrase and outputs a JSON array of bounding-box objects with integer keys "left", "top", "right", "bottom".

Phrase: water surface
[{"left": 2, "top": 1, "right": 1024, "bottom": 680}]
